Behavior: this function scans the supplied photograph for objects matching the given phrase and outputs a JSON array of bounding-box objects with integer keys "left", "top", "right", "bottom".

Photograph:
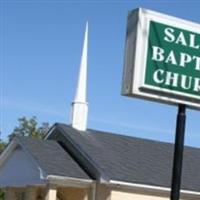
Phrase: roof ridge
[
  {"left": 48, "top": 123, "right": 109, "bottom": 182},
  {"left": 56, "top": 123, "right": 200, "bottom": 150}
]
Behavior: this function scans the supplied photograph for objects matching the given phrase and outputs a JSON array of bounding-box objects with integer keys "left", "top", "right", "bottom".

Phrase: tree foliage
[
  {"left": 0, "top": 189, "right": 4, "bottom": 200},
  {"left": 0, "top": 141, "right": 6, "bottom": 199},
  {"left": 0, "top": 116, "right": 49, "bottom": 152},
  {"left": 9, "top": 116, "right": 49, "bottom": 142},
  {"left": 0, "top": 141, "right": 6, "bottom": 155}
]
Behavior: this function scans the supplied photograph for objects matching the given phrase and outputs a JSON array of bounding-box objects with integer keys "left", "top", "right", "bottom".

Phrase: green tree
[
  {"left": 0, "top": 141, "right": 6, "bottom": 155},
  {"left": 0, "top": 189, "right": 4, "bottom": 200},
  {"left": 0, "top": 136, "right": 4, "bottom": 199},
  {"left": 9, "top": 116, "right": 49, "bottom": 142}
]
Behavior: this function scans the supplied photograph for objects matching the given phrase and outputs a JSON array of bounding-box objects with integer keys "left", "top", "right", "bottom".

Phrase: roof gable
[
  {"left": 0, "top": 146, "right": 44, "bottom": 187},
  {"left": 0, "top": 136, "right": 90, "bottom": 188},
  {"left": 18, "top": 137, "right": 90, "bottom": 179}
]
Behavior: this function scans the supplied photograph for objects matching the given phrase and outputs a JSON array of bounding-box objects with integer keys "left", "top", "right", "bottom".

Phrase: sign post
[
  {"left": 121, "top": 8, "right": 200, "bottom": 200},
  {"left": 171, "top": 104, "right": 186, "bottom": 200}
]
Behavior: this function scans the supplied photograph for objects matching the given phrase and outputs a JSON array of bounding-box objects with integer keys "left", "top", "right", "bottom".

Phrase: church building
[{"left": 0, "top": 23, "right": 200, "bottom": 200}]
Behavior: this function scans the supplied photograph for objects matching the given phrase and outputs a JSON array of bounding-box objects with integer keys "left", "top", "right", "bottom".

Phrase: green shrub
[{"left": 0, "top": 189, "right": 4, "bottom": 200}]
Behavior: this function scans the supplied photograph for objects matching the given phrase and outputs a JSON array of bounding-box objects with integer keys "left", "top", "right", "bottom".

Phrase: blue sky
[{"left": 1, "top": 0, "right": 200, "bottom": 147}]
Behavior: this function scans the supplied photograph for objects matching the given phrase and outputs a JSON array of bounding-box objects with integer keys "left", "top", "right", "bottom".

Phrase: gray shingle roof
[
  {"left": 48, "top": 123, "right": 200, "bottom": 192},
  {"left": 18, "top": 136, "right": 90, "bottom": 180}
]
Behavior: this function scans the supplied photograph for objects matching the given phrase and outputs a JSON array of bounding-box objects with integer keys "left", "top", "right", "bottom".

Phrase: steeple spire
[{"left": 71, "top": 22, "right": 88, "bottom": 131}]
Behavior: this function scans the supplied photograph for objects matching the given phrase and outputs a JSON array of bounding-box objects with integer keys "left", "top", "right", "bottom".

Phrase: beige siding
[
  {"left": 110, "top": 188, "right": 200, "bottom": 200},
  {"left": 57, "top": 188, "right": 89, "bottom": 200},
  {"left": 4, "top": 184, "right": 199, "bottom": 200},
  {"left": 24, "top": 187, "right": 37, "bottom": 200},
  {"left": 111, "top": 190, "right": 168, "bottom": 200}
]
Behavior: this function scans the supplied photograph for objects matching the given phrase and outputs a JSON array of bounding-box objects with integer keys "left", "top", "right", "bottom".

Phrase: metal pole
[{"left": 170, "top": 104, "right": 186, "bottom": 200}]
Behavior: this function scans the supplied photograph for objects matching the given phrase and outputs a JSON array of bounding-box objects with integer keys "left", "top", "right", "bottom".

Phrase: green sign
[
  {"left": 145, "top": 21, "right": 200, "bottom": 97},
  {"left": 122, "top": 8, "right": 200, "bottom": 109}
]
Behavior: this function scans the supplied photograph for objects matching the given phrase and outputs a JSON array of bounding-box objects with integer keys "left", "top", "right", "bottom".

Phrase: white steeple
[{"left": 71, "top": 22, "right": 88, "bottom": 131}]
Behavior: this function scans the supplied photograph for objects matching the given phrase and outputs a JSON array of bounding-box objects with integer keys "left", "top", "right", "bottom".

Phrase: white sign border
[{"left": 123, "top": 7, "right": 200, "bottom": 109}]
